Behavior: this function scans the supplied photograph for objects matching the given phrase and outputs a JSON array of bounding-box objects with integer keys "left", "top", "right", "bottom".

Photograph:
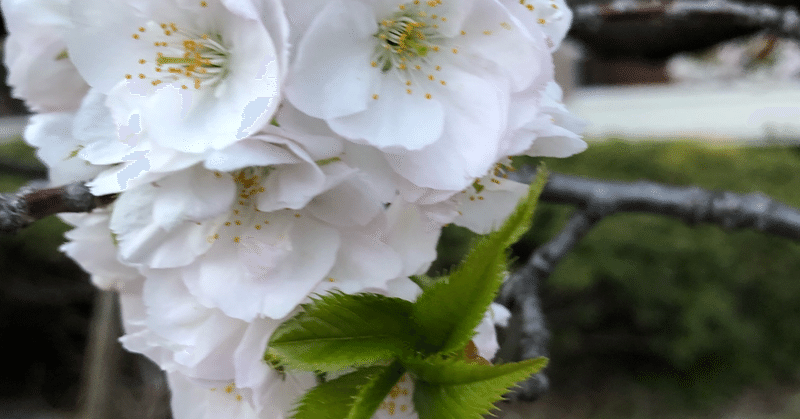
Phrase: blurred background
[{"left": 4, "top": 1, "right": 800, "bottom": 418}]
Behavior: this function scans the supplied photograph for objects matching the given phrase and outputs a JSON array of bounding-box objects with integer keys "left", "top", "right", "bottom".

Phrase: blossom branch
[{"left": 0, "top": 182, "right": 115, "bottom": 234}]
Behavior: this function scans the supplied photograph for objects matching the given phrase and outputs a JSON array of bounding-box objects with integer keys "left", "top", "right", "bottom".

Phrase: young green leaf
[
  {"left": 411, "top": 167, "right": 549, "bottom": 354},
  {"left": 404, "top": 355, "right": 548, "bottom": 385},
  {"left": 292, "top": 361, "right": 406, "bottom": 419},
  {"left": 410, "top": 357, "right": 548, "bottom": 419},
  {"left": 409, "top": 274, "right": 442, "bottom": 290},
  {"left": 266, "top": 292, "right": 420, "bottom": 372}
]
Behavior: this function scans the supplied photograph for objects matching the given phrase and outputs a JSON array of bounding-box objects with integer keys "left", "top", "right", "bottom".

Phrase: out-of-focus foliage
[
  {"left": 434, "top": 140, "right": 800, "bottom": 406},
  {"left": 0, "top": 139, "right": 90, "bottom": 409}
]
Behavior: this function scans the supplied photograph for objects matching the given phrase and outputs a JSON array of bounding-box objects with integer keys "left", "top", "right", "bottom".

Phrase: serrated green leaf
[
  {"left": 411, "top": 357, "right": 548, "bottom": 419},
  {"left": 412, "top": 167, "right": 549, "bottom": 354},
  {"left": 404, "top": 355, "right": 548, "bottom": 385},
  {"left": 292, "top": 362, "right": 405, "bottom": 419},
  {"left": 409, "top": 274, "right": 443, "bottom": 290},
  {"left": 266, "top": 292, "right": 420, "bottom": 372}
]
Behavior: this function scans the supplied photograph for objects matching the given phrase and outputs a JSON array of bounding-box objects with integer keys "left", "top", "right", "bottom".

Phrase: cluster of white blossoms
[{"left": 3, "top": 0, "right": 585, "bottom": 417}]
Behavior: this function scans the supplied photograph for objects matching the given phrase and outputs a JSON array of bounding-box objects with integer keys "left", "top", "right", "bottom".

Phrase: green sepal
[
  {"left": 266, "top": 292, "right": 420, "bottom": 372},
  {"left": 291, "top": 361, "right": 405, "bottom": 419},
  {"left": 411, "top": 167, "right": 549, "bottom": 354},
  {"left": 410, "top": 357, "right": 548, "bottom": 419}
]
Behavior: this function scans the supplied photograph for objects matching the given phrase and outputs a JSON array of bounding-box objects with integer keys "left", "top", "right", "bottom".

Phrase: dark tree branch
[
  {"left": 538, "top": 172, "right": 800, "bottom": 240},
  {"left": 498, "top": 210, "right": 600, "bottom": 307},
  {"left": 498, "top": 167, "right": 800, "bottom": 400},
  {"left": 570, "top": 0, "right": 800, "bottom": 59},
  {"left": 0, "top": 183, "right": 115, "bottom": 234}
]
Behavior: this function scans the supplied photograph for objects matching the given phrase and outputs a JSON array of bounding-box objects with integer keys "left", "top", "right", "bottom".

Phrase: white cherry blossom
[
  {"left": 500, "top": 0, "right": 573, "bottom": 51},
  {"left": 2, "top": 0, "right": 90, "bottom": 112},
  {"left": 285, "top": 0, "right": 552, "bottom": 191},
  {"left": 66, "top": 0, "right": 288, "bottom": 152}
]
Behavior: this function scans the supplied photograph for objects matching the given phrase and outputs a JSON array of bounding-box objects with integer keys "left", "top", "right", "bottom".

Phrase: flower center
[
  {"left": 126, "top": 17, "right": 230, "bottom": 90},
  {"left": 373, "top": 3, "right": 444, "bottom": 73},
  {"left": 156, "top": 32, "right": 230, "bottom": 90}
]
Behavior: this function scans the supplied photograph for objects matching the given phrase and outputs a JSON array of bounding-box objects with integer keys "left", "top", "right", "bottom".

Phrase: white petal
[
  {"left": 204, "top": 139, "right": 301, "bottom": 172},
  {"left": 499, "top": 0, "right": 573, "bottom": 51},
  {"left": 328, "top": 75, "right": 445, "bottom": 150},
  {"left": 24, "top": 113, "right": 104, "bottom": 186},
  {"left": 59, "top": 212, "right": 139, "bottom": 289},
  {"left": 305, "top": 163, "right": 382, "bottom": 227},
  {"left": 168, "top": 373, "right": 259, "bottom": 419},
  {"left": 110, "top": 167, "right": 235, "bottom": 268},
  {"left": 386, "top": 201, "right": 441, "bottom": 277},
  {"left": 285, "top": 0, "right": 377, "bottom": 120},
  {"left": 142, "top": 271, "right": 245, "bottom": 379},
  {"left": 315, "top": 227, "right": 403, "bottom": 295},
  {"left": 453, "top": 178, "right": 529, "bottom": 234},
  {"left": 458, "top": 0, "right": 543, "bottom": 91},
  {"left": 183, "top": 212, "right": 341, "bottom": 320}
]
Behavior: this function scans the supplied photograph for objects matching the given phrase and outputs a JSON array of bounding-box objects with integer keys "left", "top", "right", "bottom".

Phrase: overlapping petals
[
  {"left": 67, "top": 0, "right": 288, "bottom": 152},
  {"left": 285, "top": 0, "right": 552, "bottom": 191}
]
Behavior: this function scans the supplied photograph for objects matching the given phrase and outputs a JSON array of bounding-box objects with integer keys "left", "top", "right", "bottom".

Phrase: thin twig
[{"left": 0, "top": 182, "right": 115, "bottom": 234}]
